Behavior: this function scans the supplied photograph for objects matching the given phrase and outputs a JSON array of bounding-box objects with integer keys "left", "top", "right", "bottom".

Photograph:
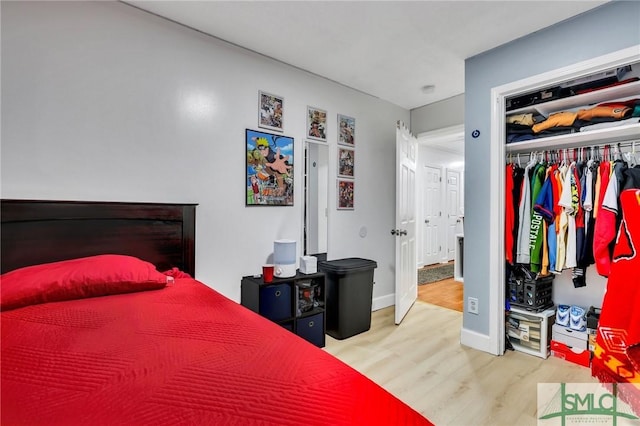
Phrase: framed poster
[
  {"left": 307, "top": 106, "right": 327, "bottom": 142},
  {"left": 258, "top": 91, "right": 284, "bottom": 132},
  {"left": 337, "top": 179, "right": 354, "bottom": 210},
  {"left": 337, "top": 114, "right": 355, "bottom": 146},
  {"left": 337, "top": 147, "right": 355, "bottom": 178},
  {"left": 246, "top": 129, "right": 294, "bottom": 206}
]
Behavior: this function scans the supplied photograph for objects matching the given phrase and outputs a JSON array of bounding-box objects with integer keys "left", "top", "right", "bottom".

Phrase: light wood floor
[{"left": 324, "top": 300, "right": 596, "bottom": 426}]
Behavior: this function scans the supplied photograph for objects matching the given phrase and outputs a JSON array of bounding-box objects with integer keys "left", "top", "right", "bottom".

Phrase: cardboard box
[
  {"left": 550, "top": 340, "right": 590, "bottom": 367},
  {"left": 587, "top": 328, "right": 597, "bottom": 352},
  {"left": 552, "top": 324, "right": 588, "bottom": 350}
]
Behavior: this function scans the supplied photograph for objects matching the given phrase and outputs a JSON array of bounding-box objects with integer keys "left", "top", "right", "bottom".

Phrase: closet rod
[{"left": 507, "top": 139, "right": 639, "bottom": 162}]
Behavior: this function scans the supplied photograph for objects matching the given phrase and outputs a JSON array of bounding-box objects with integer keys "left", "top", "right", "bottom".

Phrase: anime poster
[
  {"left": 337, "top": 114, "right": 355, "bottom": 146},
  {"left": 307, "top": 106, "right": 327, "bottom": 142},
  {"left": 337, "top": 179, "right": 354, "bottom": 210},
  {"left": 246, "top": 129, "right": 294, "bottom": 206},
  {"left": 338, "top": 147, "right": 355, "bottom": 178},
  {"left": 258, "top": 91, "right": 284, "bottom": 132}
]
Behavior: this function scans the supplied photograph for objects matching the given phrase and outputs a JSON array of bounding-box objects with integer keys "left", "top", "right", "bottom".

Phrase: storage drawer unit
[
  {"left": 241, "top": 272, "right": 326, "bottom": 348},
  {"left": 507, "top": 306, "right": 556, "bottom": 358},
  {"left": 552, "top": 324, "right": 588, "bottom": 350}
]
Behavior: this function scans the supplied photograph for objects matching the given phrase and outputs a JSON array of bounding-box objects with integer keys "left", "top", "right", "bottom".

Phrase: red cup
[{"left": 262, "top": 265, "right": 274, "bottom": 283}]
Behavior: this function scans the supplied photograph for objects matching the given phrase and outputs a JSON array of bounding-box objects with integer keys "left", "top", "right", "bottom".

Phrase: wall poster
[{"left": 246, "top": 129, "right": 294, "bottom": 206}]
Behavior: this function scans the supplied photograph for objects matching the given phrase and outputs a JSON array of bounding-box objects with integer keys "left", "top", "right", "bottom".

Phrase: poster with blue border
[{"left": 246, "top": 129, "right": 294, "bottom": 206}]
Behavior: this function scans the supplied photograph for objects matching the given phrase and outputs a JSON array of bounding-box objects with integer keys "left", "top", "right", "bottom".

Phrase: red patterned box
[{"left": 550, "top": 340, "right": 591, "bottom": 367}]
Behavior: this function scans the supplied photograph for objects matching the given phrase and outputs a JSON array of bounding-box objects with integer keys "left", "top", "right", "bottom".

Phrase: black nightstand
[{"left": 241, "top": 271, "right": 326, "bottom": 347}]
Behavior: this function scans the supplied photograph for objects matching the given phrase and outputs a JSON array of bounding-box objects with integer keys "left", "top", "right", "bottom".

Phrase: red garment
[
  {"left": 592, "top": 189, "right": 640, "bottom": 416},
  {"left": 505, "top": 164, "right": 515, "bottom": 264},
  {"left": 573, "top": 165, "right": 584, "bottom": 229},
  {"left": 594, "top": 206, "right": 617, "bottom": 277},
  {"left": 593, "top": 161, "right": 613, "bottom": 275},
  {"left": 597, "top": 161, "right": 611, "bottom": 214},
  {"left": 551, "top": 166, "right": 563, "bottom": 229}
]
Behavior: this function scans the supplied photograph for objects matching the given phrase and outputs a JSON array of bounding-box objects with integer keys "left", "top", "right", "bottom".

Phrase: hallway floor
[{"left": 417, "top": 276, "right": 463, "bottom": 312}]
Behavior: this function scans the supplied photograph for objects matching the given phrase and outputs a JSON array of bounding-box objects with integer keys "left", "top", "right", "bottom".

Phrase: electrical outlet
[{"left": 468, "top": 297, "right": 479, "bottom": 315}]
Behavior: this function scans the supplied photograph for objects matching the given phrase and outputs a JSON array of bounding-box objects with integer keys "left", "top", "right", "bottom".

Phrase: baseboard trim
[
  {"left": 460, "top": 327, "right": 500, "bottom": 355},
  {"left": 372, "top": 293, "right": 394, "bottom": 311}
]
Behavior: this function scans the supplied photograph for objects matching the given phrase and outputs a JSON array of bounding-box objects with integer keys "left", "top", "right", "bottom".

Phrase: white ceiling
[{"left": 124, "top": 1, "right": 608, "bottom": 111}]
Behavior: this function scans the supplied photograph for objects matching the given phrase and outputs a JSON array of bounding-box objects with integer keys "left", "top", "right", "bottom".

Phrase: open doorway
[{"left": 415, "top": 125, "right": 464, "bottom": 311}]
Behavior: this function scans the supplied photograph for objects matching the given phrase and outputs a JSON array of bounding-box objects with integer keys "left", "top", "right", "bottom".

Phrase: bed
[{"left": 1, "top": 199, "right": 431, "bottom": 425}]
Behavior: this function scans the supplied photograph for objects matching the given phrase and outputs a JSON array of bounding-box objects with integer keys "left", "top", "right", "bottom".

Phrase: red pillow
[{"left": 1, "top": 254, "right": 169, "bottom": 311}]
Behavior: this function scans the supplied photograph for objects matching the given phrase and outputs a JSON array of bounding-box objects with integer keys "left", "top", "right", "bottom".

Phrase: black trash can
[{"left": 319, "top": 258, "right": 378, "bottom": 340}]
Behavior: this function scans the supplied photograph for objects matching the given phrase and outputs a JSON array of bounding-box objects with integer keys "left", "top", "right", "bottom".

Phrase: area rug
[{"left": 418, "top": 263, "right": 455, "bottom": 285}]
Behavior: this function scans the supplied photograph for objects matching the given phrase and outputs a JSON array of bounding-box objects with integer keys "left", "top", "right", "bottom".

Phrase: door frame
[
  {"left": 416, "top": 124, "right": 465, "bottom": 268},
  {"left": 445, "top": 168, "right": 462, "bottom": 261}
]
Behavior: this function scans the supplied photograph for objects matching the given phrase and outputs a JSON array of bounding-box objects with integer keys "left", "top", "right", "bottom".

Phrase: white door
[
  {"left": 446, "top": 169, "right": 461, "bottom": 260},
  {"left": 394, "top": 121, "right": 418, "bottom": 325},
  {"left": 423, "top": 165, "right": 441, "bottom": 265}
]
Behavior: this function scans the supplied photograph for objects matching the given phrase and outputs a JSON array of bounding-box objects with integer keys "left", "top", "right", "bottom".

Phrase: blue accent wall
[{"left": 463, "top": 1, "right": 640, "bottom": 336}]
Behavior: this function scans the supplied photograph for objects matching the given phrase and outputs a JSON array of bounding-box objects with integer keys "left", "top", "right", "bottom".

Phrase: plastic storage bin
[{"left": 318, "top": 258, "right": 377, "bottom": 340}]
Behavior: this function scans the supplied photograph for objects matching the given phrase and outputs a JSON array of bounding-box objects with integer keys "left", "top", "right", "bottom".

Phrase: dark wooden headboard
[{"left": 1, "top": 200, "right": 196, "bottom": 276}]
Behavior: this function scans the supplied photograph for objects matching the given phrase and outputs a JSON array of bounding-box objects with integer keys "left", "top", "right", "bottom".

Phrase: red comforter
[{"left": 1, "top": 277, "right": 431, "bottom": 425}]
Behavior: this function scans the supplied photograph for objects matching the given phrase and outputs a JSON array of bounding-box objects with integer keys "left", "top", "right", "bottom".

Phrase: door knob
[
  {"left": 399, "top": 229, "right": 407, "bottom": 236},
  {"left": 391, "top": 229, "right": 398, "bottom": 235},
  {"left": 425, "top": 219, "right": 429, "bottom": 224}
]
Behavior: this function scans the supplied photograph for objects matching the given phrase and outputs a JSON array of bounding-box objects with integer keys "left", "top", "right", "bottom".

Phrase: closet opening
[{"left": 478, "top": 45, "right": 640, "bottom": 357}]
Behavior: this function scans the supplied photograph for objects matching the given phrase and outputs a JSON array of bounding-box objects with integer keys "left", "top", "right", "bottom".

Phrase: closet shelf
[
  {"left": 505, "top": 122, "right": 640, "bottom": 154},
  {"left": 507, "top": 78, "right": 640, "bottom": 117}
]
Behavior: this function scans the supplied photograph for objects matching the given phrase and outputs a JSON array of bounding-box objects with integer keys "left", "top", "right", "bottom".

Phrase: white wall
[
  {"left": 1, "top": 1, "right": 409, "bottom": 304},
  {"left": 411, "top": 94, "right": 464, "bottom": 135}
]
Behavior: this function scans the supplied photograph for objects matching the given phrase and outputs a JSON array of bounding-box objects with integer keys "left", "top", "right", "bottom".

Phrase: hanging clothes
[
  {"left": 529, "top": 162, "right": 547, "bottom": 272},
  {"left": 556, "top": 163, "right": 571, "bottom": 271},
  {"left": 505, "top": 164, "right": 517, "bottom": 264},
  {"left": 533, "top": 164, "right": 557, "bottom": 275},
  {"left": 581, "top": 158, "right": 597, "bottom": 268},
  {"left": 505, "top": 143, "right": 639, "bottom": 280},
  {"left": 593, "top": 159, "right": 627, "bottom": 276},
  {"left": 516, "top": 159, "right": 536, "bottom": 264}
]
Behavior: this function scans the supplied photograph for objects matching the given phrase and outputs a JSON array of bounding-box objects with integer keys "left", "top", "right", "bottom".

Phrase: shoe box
[{"left": 551, "top": 324, "right": 590, "bottom": 367}]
